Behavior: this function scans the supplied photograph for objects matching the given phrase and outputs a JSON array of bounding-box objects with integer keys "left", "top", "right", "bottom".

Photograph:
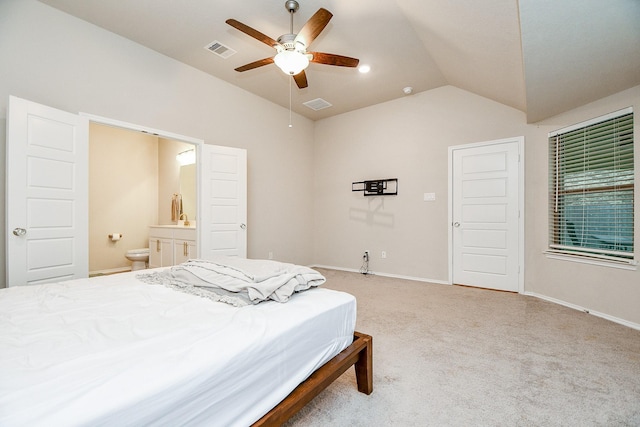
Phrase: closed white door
[
  {"left": 6, "top": 96, "right": 89, "bottom": 286},
  {"left": 451, "top": 138, "right": 521, "bottom": 292},
  {"left": 199, "top": 145, "right": 247, "bottom": 259}
]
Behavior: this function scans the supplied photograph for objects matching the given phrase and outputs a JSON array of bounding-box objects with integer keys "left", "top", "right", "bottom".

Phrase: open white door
[
  {"left": 6, "top": 96, "right": 89, "bottom": 286},
  {"left": 199, "top": 144, "right": 247, "bottom": 259},
  {"left": 450, "top": 138, "right": 522, "bottom": 292}
]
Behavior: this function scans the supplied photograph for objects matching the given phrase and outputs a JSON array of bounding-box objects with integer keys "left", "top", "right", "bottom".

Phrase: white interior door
[
  {"left": 6, "top": 96, "right": 89, "bottom": 286},
  {"left": 199, "top": 144, "right": 247, "bottom": 259},
  {"left": 450, "top": 138, "right": 521, "bottom": 292}
]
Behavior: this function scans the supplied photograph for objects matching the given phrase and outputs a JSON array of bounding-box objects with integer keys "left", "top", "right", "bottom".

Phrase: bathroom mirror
[{"left": 179, "top": 163, "right": 196, "bottom": 221}]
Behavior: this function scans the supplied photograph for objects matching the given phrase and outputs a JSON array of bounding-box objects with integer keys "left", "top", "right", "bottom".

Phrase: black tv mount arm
[{"left": 352, "top": 178, "right": 398, "bottom": 196}]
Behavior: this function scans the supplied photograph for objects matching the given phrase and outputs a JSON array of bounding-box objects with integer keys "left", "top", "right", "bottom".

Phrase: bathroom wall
[
  {"left": 89, "top": 123, "right": 159, "bottom": 274},
  {"left": 157, "top": 138, "right": 195, "bottom": 225}
]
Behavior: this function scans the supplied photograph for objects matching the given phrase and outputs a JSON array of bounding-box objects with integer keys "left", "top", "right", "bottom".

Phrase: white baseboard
[
  {"left": 311, "top": 264, "right": 450, "bottom": 286},
  {"left": 89, "top": 266, "right": 131, "bottom": 276},
  {"left": 312, "top": 265, "right": 639, "bottom": 331},
  {"left": 525, "top": 291, "right": 640, "bottom": 331}
]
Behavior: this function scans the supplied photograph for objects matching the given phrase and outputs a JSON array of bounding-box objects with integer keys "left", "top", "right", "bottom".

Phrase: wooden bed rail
[{"left": 253, "top": 332, "right": 373, "bottom": 426}]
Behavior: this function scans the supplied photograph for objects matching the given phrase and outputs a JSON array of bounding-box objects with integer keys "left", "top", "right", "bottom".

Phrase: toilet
[{"left": 125, "top": 248, "right": 149, "bottom": 271}]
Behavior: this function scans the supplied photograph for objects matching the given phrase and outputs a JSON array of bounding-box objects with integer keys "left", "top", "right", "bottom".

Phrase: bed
[{"left": 0, "top": 259, "right": 373, "bottom": 426}]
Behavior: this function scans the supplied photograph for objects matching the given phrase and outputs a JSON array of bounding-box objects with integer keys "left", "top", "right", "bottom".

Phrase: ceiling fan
[{"left": 226, "top": 0, "right": 359, "bottom": 89}]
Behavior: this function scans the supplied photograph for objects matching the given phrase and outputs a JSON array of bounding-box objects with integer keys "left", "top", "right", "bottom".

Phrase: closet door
[
  {"left": 450, "top": 138, "right": 522, "bottom": 292},
  {"left": 6, "top": 96, "right": 89, "bottom": 286},
  {"left": 199, "top": 145, "right": 247, "bottom": 259}
]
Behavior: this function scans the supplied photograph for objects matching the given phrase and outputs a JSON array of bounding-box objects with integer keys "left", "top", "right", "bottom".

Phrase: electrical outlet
[
  {"left": 381, "top": 251, "right": 387, "bottom": 259},
  {"left": 364, "top": 250, "right": 369, "bottom": 261},
  {"left": 268, "top": 251, "right": 273, "bottom": 260}
]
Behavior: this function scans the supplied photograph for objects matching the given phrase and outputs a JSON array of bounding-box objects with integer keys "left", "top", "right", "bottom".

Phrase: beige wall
[
  {"left": 157, "top": 138, "right": 194, "bottom": 225},
  {"left": 89, "top": 126, "right": 193, "bottom": 274},
  {"left": 314, "top": 84, "right": 640, "bottom": 326},
  {"left": 89, "top": 124, "right": 158, "bottom": 273},
  {"left": 313, "top": 86, "right": 534, "bottom": 281}
]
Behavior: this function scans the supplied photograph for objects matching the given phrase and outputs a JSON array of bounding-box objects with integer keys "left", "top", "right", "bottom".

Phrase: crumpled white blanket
[{"left": 137, "top": 257, "right": 326, "bottom": 306}]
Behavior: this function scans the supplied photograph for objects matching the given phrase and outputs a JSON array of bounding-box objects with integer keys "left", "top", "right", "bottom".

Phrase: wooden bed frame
[{"left": 253, "top": 331, "right": 373, "bottom": 426}]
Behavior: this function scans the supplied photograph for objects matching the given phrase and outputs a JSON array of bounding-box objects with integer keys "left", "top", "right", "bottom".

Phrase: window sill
[{"left": 544, "top": 251, "right": 638, "bottom": 271}]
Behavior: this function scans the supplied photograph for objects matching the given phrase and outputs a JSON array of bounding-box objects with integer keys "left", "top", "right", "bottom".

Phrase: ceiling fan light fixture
[{"left": 274, "top": 49, "right": 309, "bottom": 75}]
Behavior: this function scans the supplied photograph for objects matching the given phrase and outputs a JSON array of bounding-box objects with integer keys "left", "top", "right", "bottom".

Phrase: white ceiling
[{"left": 38, "top": 0, "right": 640, "bottom": 122}]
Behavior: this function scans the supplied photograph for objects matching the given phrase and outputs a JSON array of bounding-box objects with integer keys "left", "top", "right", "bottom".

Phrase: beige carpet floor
[{"left": 285, "top": 268, "right": 640, "bottom": 426}]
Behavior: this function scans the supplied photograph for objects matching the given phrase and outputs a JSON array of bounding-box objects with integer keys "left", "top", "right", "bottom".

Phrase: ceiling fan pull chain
[{"left": 289, "top": 76, "right": 293, "bottom": 128}]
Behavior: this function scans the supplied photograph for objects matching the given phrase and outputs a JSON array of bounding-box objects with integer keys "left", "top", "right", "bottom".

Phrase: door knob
[
  {"left": 13, "top": 228, "right": 26, "bottom": 236},
  {"left": 240, "top": 223, "right": 246, "bottom": 230},
  {"left": 453, "top": 222, "right": 461, "bottom": 227}
]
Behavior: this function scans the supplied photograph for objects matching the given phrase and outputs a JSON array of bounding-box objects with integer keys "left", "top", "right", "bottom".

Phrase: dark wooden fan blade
[
  {"left": 226, "top": 19, "right": 278, "bottom": 47},
  {"left": 295, "top": 8, "right": 333, "bottom": 48},
  {"left": 293, "top": 70, "right": 308, "bottom": 89},
  {"left": 309, "top": 52, "right": 360, "bottom": 67},
  {"left": 234, "top": 57, "right": 274, "bottom": 72}
]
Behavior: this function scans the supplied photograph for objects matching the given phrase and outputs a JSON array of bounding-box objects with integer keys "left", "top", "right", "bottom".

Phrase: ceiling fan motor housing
[
  {"left": 277, "top": 33, "right": 305, "bottom": 52},
  {"left": 285, "top": 0, "right": 299, "bottom": 13}
]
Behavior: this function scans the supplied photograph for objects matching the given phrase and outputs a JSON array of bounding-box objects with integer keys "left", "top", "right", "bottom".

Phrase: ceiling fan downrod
[{"left": 285, "top": 0, "right": 299, "bottom": 34}]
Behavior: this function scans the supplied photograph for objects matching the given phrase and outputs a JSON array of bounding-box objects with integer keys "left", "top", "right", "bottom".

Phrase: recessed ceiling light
[{"left": 358, "top": 64, "right": 371, "bottom": 74}]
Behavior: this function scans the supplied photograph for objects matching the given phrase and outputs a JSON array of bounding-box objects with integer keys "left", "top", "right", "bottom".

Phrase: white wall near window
[{"left": 531, "top": 86, "right": 640, "bottom": 328}]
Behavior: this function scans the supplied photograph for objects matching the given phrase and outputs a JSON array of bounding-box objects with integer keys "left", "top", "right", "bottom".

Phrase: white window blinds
[{"left": 548, "top": 108, "right": 634, "bottom": 262}]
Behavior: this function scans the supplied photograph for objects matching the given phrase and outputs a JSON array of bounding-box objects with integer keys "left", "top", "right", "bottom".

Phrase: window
[{"left": 548, "top": 108, "right": 634, "bottom": 263}]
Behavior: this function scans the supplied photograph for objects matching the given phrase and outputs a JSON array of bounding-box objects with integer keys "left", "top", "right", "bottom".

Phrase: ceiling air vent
[
  {"left": 204, "top": 40, "right": 236, "bottom": 59},
  {"left": 303, "top": 98, "right": 333, "bottom": 111}
]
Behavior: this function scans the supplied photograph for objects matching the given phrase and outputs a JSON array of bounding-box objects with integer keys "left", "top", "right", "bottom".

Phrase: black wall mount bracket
[{"left": 352, "top": 178, "right": 398, "bottom": 196}]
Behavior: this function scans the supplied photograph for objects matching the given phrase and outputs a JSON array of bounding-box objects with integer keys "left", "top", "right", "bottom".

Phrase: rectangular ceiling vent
[
  {"left": 204, "top": 40, "right": 236, "bottom": 59},
  {"left": 303, "top": 98, "right": 333, "bottom": 111}
]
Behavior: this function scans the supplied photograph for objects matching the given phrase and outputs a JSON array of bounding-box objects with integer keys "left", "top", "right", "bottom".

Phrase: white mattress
[{"left": 0, "top": 269, "right": 356, "bottom": 426}]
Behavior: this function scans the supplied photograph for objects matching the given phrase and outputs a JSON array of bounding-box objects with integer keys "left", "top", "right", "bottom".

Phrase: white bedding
[
  {"left": 138, "top": 257, "right": 327, "bottom": 306},
  {"left": 0, "top": 269, "right": 356, "bottom": 427}
]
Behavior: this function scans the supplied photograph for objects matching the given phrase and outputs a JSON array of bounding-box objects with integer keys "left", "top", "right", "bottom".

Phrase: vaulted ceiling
[{"left": 39, "top": 0, "right": 640, "bottom": 122}]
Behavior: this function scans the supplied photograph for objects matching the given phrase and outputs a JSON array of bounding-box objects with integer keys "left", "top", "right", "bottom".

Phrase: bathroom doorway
[
  {"left": 5, "top": 96, "right": 205, "bottom": 286},
  {"left": 88, "top": 122, "right": 198, "bottom": 276}
]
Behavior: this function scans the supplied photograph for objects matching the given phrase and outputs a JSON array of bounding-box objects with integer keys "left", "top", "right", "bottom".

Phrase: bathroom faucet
[{"left": 179, "top": 213, "right": 190, "bottom": 226}]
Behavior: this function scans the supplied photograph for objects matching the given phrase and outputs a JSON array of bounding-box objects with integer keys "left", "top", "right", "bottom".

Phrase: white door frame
[
  {"left": 81, "top": 113, "right": 204, "bottom": 258},
  {"left": 447, "top": 136, "right": 525, "bottom": 293}
]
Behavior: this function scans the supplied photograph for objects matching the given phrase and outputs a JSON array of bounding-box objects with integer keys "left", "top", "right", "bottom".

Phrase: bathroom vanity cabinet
[
  {"left": 174, "top": 238, "right": 197, "bottom": 265},
  {"left": 149, "top": 226, "right": 196, "bottom": 268}
]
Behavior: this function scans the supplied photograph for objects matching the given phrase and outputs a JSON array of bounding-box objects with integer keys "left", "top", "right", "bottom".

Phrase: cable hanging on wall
[{"left": 359, "top": 251, "right": 370, "bottom": 275}]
